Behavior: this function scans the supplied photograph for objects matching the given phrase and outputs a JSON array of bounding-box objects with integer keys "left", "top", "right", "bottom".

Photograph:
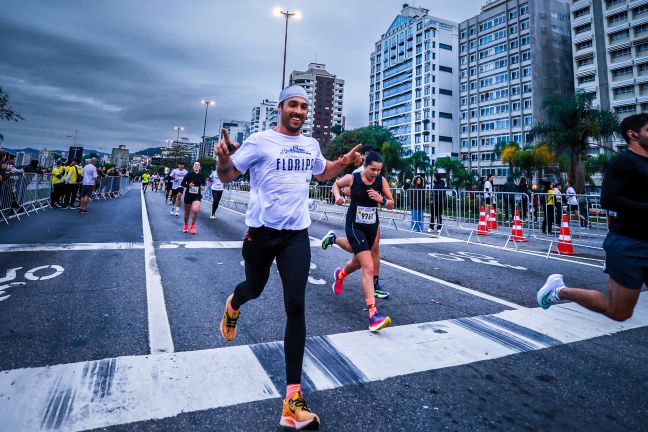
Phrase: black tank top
[{"left": 346, "top": 172, "right": 382, "bottom": 226}]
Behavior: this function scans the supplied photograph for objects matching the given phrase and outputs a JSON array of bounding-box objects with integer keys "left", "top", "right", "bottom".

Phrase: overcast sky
[{"left": 1, "top": 0, "right": 483, "bottom": 153}]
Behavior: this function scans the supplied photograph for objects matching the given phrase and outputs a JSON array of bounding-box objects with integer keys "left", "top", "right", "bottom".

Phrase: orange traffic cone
[
  {"left": 510, "top": 209, "right": 527, "bottom": 242},
  {"left": 552, "top": 214, "right": 577, "bottom": 255},
  {"left": 488, "top": 205, "right": 498, "bottom": 230},
  {"left": 477, "top": 205, "right": 489, "bottom": 235}
]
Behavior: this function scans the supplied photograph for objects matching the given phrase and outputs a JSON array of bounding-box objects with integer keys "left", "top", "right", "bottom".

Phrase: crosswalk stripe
[{"left": 1, "top": 296, "right": 646, "bottom": 431}]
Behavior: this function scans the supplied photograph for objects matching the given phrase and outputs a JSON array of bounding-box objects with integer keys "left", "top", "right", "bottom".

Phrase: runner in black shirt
[
  {"left": 180, "top": 161, "right": 206, "bottom": 234},
  {"left": 538, "top": 113, "right": 648, "bottom": 321}
]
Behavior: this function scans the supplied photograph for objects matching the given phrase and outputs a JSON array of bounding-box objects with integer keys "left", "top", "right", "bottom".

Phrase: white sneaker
[
  {"left": 537, "top": 274, "right": 565, "bottom": 310},
  {"left": 174, "top": 211, "right": 179, "bottom": 217},
  {"left": 209, "top": 214, "right": 216, "bottom": 219},
  {"left": 427, "top": 228, "right": 433, "bottom": 233}
]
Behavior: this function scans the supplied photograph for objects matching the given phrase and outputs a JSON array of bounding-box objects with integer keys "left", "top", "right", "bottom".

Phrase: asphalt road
[{"left": 1, "top": 185, "right": 646, "bottom": 432}]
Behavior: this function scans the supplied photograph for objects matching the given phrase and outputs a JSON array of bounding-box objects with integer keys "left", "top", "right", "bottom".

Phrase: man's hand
[
  {"left": 214, "top": 128, "right": 239, "bottom": 159},
  {"left": 339, "top": 144, "right": 363, "bottom": 168}
]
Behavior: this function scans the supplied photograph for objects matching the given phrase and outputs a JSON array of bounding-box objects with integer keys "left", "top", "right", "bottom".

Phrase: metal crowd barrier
[
  {"left": 1, "top": 173, "right": 133, "bottom": 225},
  {"left": 528, "top": 192, "right": 605, "bottom": 253},
  {"left": 202, "top": 183, "right": 250, "bottom": 212},
  {"left": 91, "top": 176, "right": 132, "bottom": 200},
  {"left": 1, "top": 172, "right": 52, "bottom": 224},
  {"left": 403, "top": 188, "right": 459, "bottom": 235}
]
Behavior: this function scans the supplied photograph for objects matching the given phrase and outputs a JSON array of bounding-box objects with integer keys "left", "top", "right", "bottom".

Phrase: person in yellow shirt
[
  {"left": 542, "top": 181, "right": 555, "bottom": 235},
  {"left": 50, "top": 160, "right": 65, "bottom": 207},
  {"left": 63, "top": 159, "right": 82, "bottom": 208},
  {"left": 141, "top": 171, "right": 151, "bottom": 193}
]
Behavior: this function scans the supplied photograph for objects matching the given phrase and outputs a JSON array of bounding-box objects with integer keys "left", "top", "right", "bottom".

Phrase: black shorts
[
  {"left": 345, "top": 221, "right": 379, "bottom": 255},
  {"left": 171, "top": 187, "right": 184, "bottom": 195},
  {"left": 165, "top": 183, "right": 173, "bottom": 191},
  {"left": 80, "top": 185, "right": 94, "bottom": 197},
  {"left": 603, "top": 231, "right": 648, "bottom": 289},
  {"left": 569, "top": 204, "right": 579, "bottom": 212},
  {"left": 184, "top": 193, "right": 202, "bottom": 205}
]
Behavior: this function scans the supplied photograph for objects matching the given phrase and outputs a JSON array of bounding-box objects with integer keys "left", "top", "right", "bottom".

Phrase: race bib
[
  {"left": 355, "top": 206, "right": 376, "bottom": 224},
  {"left": 189, "top": 186, "right": 199, "bottom": 194}
]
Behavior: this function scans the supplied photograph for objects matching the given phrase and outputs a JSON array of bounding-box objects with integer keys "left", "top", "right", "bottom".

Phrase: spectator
[
  {"left": 429, "top": 173, "right": 446, "bottom": 232},
  {"left": 502, "top": 176, "right": 517, "bottom": 222},
  {"left": 79, "top": 157, "right": 98, "bottom": 213},
  {"left": 516, "top": 177, "right": 532, "bottom": 221},
  {"left": 408, "top": 175, "right": 425, "bottom": 232},
  {"left": 23, "top": 159, "right": 42, "bottom": 174},
  {"left": 541, "top": 181, "right": 556, "bottom": 235},
  {"left": 565, "top": 180, "right": 590, "bottom": 228},
  {"left": 50, "top": 160, "right": 65, "bottom": 207},
  {"left": 63, "top": 159, "right": 82, "bottom": 209}
]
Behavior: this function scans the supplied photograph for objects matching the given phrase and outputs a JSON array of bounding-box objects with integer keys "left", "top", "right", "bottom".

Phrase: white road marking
[
  {"left": 23, "top": 265, "right": 65, "bottom": 281},
  {"left": 1, "top": 296, "right": 646, "bottom": 431},
  {"left": 0, "top": 242, "right": 144, "bottom": 252},
  {"left": 141, "top": 190, "right": 174, "bottom": 354},
  {"left": 379, "top": 258, "right": 525, "bottom": 309}
]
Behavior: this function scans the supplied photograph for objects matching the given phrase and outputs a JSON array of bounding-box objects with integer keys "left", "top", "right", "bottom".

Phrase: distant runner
[
  {"left": 141, "top": 171, "right": 150, "bottom": 193},
  {"left": 169, "top": 162, "right": 188, "bottom": 217},
  {"left": 209, "top": 163, "right": 225, "bottom": 219},
  {"left": 180, "top": 161, "right": 206, "bottom": 234}
]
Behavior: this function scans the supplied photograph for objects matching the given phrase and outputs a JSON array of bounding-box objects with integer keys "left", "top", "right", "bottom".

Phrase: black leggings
[
  {"left": 211, "top": 190, "right": 223, "bottom": 215},
  {"left": 231, "top": 227, "right": 311, "bottom": 385}
]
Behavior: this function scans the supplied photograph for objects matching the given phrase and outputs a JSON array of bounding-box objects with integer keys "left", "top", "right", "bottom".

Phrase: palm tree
[
  {"left": 528, "top": 90, "right": 619, "bottom": 192},
  {"left": 409, "top": 150, "right": 431, "bottom": 175},
  {"left": 493, "top": 141, "right": 521, "bottom": 175}
]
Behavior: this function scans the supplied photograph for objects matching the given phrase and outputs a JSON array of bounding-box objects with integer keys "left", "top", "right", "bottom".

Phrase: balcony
[
  {"left": 571, "top": 0, "right": 591, "bottom": 12},
  {"left": 631, "top": 0, "right": 648, "bottom": 8}
]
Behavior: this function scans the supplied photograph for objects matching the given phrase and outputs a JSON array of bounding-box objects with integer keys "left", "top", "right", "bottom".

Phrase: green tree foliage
[
  {"left": 435, "top": 157, "right": 472, "bottom": 189},
  {"left": 408, "top": 150, "right": 431, "bottom": 175},
  {"left": 529, "top": 90, "right": 619, "bottom": 192},
  {"left": 0, "top": 87, "right": 24, "bottom": 142},
  {"left": 322, "top": 125, "right": 405, "bottom": 176}
]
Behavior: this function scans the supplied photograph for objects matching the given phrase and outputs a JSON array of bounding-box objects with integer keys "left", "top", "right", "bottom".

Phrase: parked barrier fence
[
  {"left": 195, "top": 179, "right": 611, "bottom": 262},
  {"left": 1, "top": 173, "right": 132, "bottom": 225}
]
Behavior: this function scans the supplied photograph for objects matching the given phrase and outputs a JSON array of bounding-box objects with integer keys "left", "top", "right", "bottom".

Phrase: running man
[
  {"left": 208, "top": 163, "right": 224, "bottom": 219},
  {"left": 180, "top": 161, "right": 206, "bottom": 234},
  {"left": 141, "top": 171, "right": 150, "bottom": 193},
  {"left": 169, "top": 162, "right": 188, "bottom": 217},
  {"left": 164, "top": 172, "right": 174, "bottom": 203},
  {"left": 215, "top": 85, "right": 361, "bottom": 431},
  {"left": 329, "top": 151, "right": 394, "bottom": 332},
  {"left": 151, "top": 173, "right": 160, "bottom": 192},
  {"left": 321, "top": 146, "right": 390, "bottom": 299},
  {"left": 538, "top": 113, "right": 648, "bottom": 321}
]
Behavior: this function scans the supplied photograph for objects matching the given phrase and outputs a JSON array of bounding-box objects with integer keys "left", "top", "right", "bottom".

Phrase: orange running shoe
[
  {"left": 183, "top": 224, "right": 189, "bottom": 233},
  {"left": 279, "top": 392, "right": 320, "bottom": 430},
  {"left": 190, "top": 224, "right": 196, "bottom": 235},
  {"left": 219, "top": 294, "right": 239, "bottom": 341}
]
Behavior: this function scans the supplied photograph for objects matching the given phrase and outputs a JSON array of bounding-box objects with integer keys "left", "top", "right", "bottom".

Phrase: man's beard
[{"left": 281, "top": 111, "right": 304, "bottom": 133}]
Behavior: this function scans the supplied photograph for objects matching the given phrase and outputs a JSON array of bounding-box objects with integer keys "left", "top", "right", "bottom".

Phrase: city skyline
[{"left": 1, "top": 0, "right": 482, "bottom": 152}]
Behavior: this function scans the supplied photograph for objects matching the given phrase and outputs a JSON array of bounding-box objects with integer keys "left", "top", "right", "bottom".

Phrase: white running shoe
[{"left": 537, "top": 274, "right": 565, "bottom": 310}]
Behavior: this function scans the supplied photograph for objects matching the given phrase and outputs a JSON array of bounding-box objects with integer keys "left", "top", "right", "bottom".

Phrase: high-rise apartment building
[
  {"left": 369, "top": 4, "right": 459, "bottom": 162},
  {"left": 289, "top": 63, "right": 344, "bottom": 147},
  {"left": 111, "top": 145, "right": 129, "bottom": 169},
  {"left": 250, "top": 99, "right": 278, "bottom": 134},
  {"left": 571, "top": 0, "right": 648, "bottom": 153},
  {"left": 458, "top": 0, "right": 573, "bottom": 178}
]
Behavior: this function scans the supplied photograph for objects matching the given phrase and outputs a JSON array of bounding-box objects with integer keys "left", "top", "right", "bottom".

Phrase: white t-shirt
[
  {"left": 483, "top": 180, "right": 492, "bottom": 198},
  {"left": 82, "top": 164, "right": 98, "bottom": 186},
  {"left": 352, "top": 165, "right": 365, "bottom": 174},
  {"left": 210, "top": 171, "right": 224, "bottom": 191},
  {"left": 566, "top": 186, "right": 578, "bottom": 206},
  {"left": 170, "top": 168, "right": 188, "bottom": 189},
  {"left": 231, "top": 129, "right": 326, "bottom": 230}
]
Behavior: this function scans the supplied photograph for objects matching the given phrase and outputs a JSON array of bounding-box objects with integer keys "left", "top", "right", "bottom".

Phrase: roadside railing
[{"left": 1, "top": 173, "right": 133, "bottom": 225}]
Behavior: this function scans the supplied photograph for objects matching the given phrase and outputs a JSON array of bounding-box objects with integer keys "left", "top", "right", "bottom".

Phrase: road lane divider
[{"left": 141, "top": 189, "right": 174, "bottom": 354}]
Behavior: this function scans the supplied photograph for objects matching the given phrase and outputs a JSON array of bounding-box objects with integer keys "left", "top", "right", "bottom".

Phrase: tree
[
  {"left": 528, "top": 90, "right": 619, "bottom": 192},
  {"left": 409, "top": 150, "right": 431, "bottom": 175},
  {"left": 0, "top": 87, "right": 24, "bottom": 142},
  {"left": 435, "top": 157, "right": 472, "bottom": 189},
  {"left": 322, "top": 125, "right": 404, "bottom": 175},
  {"left": 493, "top": 141, "right": 521, "bottom": 174},
  {"left": 330, "top": 124, "right": 344, "bottom": 135},
  {"left": 585, "top": 153, "right": 614, "bottom": 186},
  {"left": 510, "top": 144, "right": 553, "bottom": 185}
]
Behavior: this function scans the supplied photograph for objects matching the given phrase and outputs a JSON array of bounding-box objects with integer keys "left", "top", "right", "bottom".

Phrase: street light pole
[
  {"left": 201, "top": 100, "right": 215, "bottom": 158},
  {"left": 174, "top": 126, "right": 184, "bottom": 146},
  {"left": 273, "top": 8, "right": 301, "bottom": 89}
]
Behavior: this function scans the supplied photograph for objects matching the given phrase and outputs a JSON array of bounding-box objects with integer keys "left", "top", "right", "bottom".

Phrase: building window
[
  {"left": 439, "top": 136, "right": 453, "bottom": 143},
  {"left": 578, "top": 74, "right": 596, "bottom": 84},
  {"left": 577, "top": 56, "right": 594, "bottom": 67},
  {"left": 439, "top": 88, "right": 453, "bottom": 96},
  {"left": 611, "top": 47, "right": 631, "bottom": 60},
  {"left": 439, "top": 112, "right": 453, "bottom": 119},
  {"left": 522, "top": 66, "right": 531, "bottom": 77},
  {"left": 575, "top": 40, "right": 593, "bottom": 51},
  {"left": 439, "top": 43, "right": 453, "bottom": 50},
  {"left": 520, "top": 3, "right": 529, "bottom": 15},
  {"left": 638, "top": 43, "right": 648, "bottom": 56},
  {"left": 607, "top": 11, "right": 628, "bottom": 25},
  {"left": 439, "top": 65, "right": 453, "bottom": 73},
  {"left": 615, "top": 105, "right": 637, "bottom": 114},
  {"left": 575, "top": 23, "right": 591, "bottom": 35},
  {"left": 613, "top": 85, "right": 634, "bottom": 96},
  {"left": 612, "top": 66, "right": 633, "bottom": 79},
  {"left": 609, "top": 30, "right": 630, "bottom": 44},
  {"left": 509, "top": 9, "right": 518, "bottom": 20},
  {"left": 573, "top": 7, "right": 589, "bottom": 19}
]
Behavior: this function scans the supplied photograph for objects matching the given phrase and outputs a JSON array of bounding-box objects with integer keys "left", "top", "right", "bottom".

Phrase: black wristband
[{"left": 381, "top": 196, "right": 388, "bottom": 206}]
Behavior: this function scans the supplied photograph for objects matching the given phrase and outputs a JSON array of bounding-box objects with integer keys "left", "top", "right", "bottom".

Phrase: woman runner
[
  {"left": 180, "top": 161, "right": 206, "bottom": 234},
  {"left": 330, "top": 151, "right": 394, "bottom": 332},
  {"left": 208, "top": 163, "right": 225, "bottom": 219}
]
